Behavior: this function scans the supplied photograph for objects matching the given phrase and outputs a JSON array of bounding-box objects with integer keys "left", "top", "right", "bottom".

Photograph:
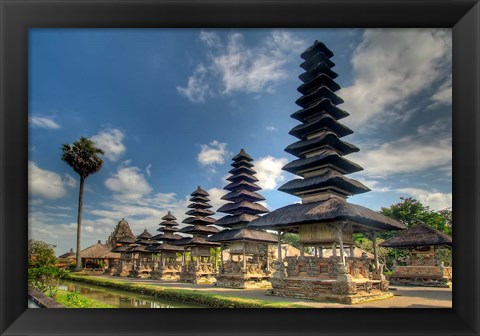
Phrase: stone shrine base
[
  {"left": 215, "top": 274, "right": 272, "bottom": 289},
  {"left": 269, "top": 277, "right": 392, "bottom": 305},
  {"left": 389, "top": 266, "right": 452, "bottom": 288}
]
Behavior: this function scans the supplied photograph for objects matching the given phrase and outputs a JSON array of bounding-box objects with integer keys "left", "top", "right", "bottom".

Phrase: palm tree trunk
[{"left": 75, "top": 177, "right": 85, "bottom": 271}]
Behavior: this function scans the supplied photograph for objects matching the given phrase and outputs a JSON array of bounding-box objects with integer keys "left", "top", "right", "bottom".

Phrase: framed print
[{"left": 1, "top": 0, "right": 479, "bottom": 335}]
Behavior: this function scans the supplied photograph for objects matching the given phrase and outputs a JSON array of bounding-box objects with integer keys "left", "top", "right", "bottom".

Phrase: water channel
[{"left": 59, "top": 280, "right": 205, "bottom": 308}]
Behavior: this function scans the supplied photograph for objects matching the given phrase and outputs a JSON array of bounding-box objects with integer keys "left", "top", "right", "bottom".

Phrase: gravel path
[{"left": 91, "top": 275, "right": 452, "bottom": 308}]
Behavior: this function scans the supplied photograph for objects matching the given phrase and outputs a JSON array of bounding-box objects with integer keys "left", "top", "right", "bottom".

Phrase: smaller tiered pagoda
[
  {"left": 380, "top": 224, "right": 452, "bottom": 287},
  {"left": 208, "top": 149, "right": 277, "bottom": 288},
  {"left": 176, "top": 186, "right": 221, "bottom": 283},
  {"left": 128, "top": 228, "right": 157, "bottom": 278},
  {"left": 150, "top": 212, "right": 184, "bottom": 280}
]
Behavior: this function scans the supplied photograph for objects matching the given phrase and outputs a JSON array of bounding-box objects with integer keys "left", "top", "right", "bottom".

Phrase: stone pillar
[
  {"left": 319, "top": 246, "right": 324, "bottom": 258},
  {"left": 332, "top": 243, "right": 337, "bottom": 257},
  {"left": 220, "top": 244, "right": 224, "bottom": 271},
  {"left": 266, "top": 246, "right": 270, "bottom": 272},
  {"left": 372, "top": 230, "right": 379, "bottom": 270},
  {"left": 350, "top": 245, "right": 355, "bottom": 258},
  {"left": 274, "top": 230, "right": 286, "bottom": 278}
]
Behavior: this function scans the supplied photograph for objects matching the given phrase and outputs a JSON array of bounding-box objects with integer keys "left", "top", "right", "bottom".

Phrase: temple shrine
[
  {"left": 176, "top": 186, "right": 221, "bottom": 283},
  {"left": 208, "top": 149, "right": 277, "bottom": 289},
  {"left": 150, "top": 212, "right": 184, "bottom": 280},
  {"left": 380, "top": 223, "right": 452, "bottom": 287},
  {"left": 128, "top": 228, "right": 156, "bottom": 278},
  {"left": 248, "top": 41, "right": 406, "bottom": 304},
  {"left": 110, "top": 218, "right": 137, "bottom": 276}
]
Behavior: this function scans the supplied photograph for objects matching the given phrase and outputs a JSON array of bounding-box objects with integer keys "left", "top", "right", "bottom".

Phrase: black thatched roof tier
[
  {"left": 295, "top": 85, "right": 344, "bottom": 108},
  {"left": 289, "top": 115, "right": 353, "bottom": 139},
  {"left": 159, "top": 220, "right": 179, "bottom": 227},
  {"left": 126, "top": 244, "right": 149, "bottom": 253},
  {"left": 231, "top": 159, "right": 255, "bottom": 169},
  {"left": 278, "top": 170, "right": 370, "bottom": 197},
  {"left": 191, "top": 186, "right": 209, "bottom": 197},
  {"left": 173, "top": 237, "right": 192, "bottom": 246},
  {"left": 161, "top": 212, "right": 177, "bottom": 221},
  {"left": 285, "top": 131, "right": 359, "bottom": 157},
  {"left": 299, "top": 63, "right": 338, "bottom": 83},
  {"left": 137, "top": 229, "right": 153, "bottom": 240},
  {"left": 301, "top": 40, "right": 334, "bottom": 60},
  {"left": 300, "top": 52, "right": 335, "bottom": 70},
  {"left": 297, "top": 73, "right": 340, "bottom": 95},
  {"left": 187, "top": 201, "right": 212, "bottom": 209},
  {"left": 232, "top": 148, "right": 253, "bottom": 162},
  {"left": 226, "top": 172, "right": 259, "bottom": 183},
  {"left": 156, "top": 226, "right": 179, "bottom": 233},
  {"left": 136, "top": 238, "right": 158, "bottom": 246},
  {"left": 228, "top": 165, "right": 256, "bottom": 175},
  {"left": 186, "top": 208, "right": 215, "bottom": 216},
  {"left": 282, "top": 149, "right": 364, "bottom": 175},
  {"left": 207, "top": 228, "right": 277, "bottom": 244},
  {"left": 214, "top": 213, "right": 260, "bottom": 228},
  {"left": 379, "top": 224, "right": 452, "bottom": 248},
  {"left": 151, "top": 232, "right": 184, "bottom": 241},
  {"left": 291, "top": 98, "right": 349, "bottom": 122},
  {"left": 179, "top": 224, "right": 220, "bottom": 235},
  {"left": 189, "top": 195, "right": 210, "bottom": 203},
  {"left": 217, "top": 200, "right": 269, "bottom": 215},
  {"left": 247, "top": 197, "right": 406, "bottom": 232},
  {"left": 182, "top": 216, "right": 216, "bottom": 225},
  {"left": 174, "top": 236, "right": 220, "bottom": 247},
  {"left": 224, "top": 180, "right": 261, "bottom": 192},
  {"left": 116, "top": 236, "right": 136, "bottom": 244},
  {"left": 221, "top": 189, "right": 265, "bottom": 202},
  {"left": 151, "top": 242, "right": 184, "bottom": 252},
  {"left": 110, "top": 245, "right": 130, "bottom": 253}
]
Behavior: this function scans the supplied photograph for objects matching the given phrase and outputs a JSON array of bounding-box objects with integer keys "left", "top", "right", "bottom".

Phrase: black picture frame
[{"left": 1, "top": 0, "right": 479, "bottom": 335}]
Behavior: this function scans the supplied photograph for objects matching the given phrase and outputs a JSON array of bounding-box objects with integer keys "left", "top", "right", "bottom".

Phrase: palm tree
[{"left": 61, "top": 137, "right": 105, "bottom": 271}]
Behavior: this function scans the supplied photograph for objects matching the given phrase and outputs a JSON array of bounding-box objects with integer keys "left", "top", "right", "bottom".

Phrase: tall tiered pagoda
[
  {"left": 248, "top": 41, "right": 406, "bottom": 304},
  {"left": 176, "top": 186, "right": 221, "bottom": 283},
  {"left": 150, "top": 212, "right": 184, "bottom": 280},
  {"left": 208, "top": 149, "right": 277, "bottom": 288}
]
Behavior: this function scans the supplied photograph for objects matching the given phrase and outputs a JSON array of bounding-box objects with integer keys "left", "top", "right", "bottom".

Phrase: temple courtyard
[{"left": 89, "top": 274, "right": 452, "bottom": 308}]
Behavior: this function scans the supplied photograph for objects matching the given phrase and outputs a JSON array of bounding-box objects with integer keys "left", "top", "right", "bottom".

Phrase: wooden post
[
  {"left": 332, "top": 243, "right": 337, "bottom": 257},
  {"left": 336, "top": 227, "right": 345, "bottom": 265},
  {"left": 319, "top": 246, "right": 324, "bottom": 258},
  {"left": 266, "top": 245, "right": 270, "bottom": 271},
  {"left": 372, "top": 230, "right": 379, "bottom": 270},
  {"left": 300, "top": 244, "right": 305, "bottom": 257},
  {"left": 277, "top": 230, "right": 283, "bottom": 262},
  {"left": 243, "top": 242, "right": 247, "bottom": 270},
  {"left": 220, "top": 244, "right": 224, "bottom": 270},
  {"left": 350, "top": 245, "right": 355, "bottom": 258}
]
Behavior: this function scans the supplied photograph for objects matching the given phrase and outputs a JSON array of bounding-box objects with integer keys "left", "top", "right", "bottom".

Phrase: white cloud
[
  {"left": 91, "top": 129, "right": 126, "bottom": 162},
  {"left": 146, "top": 164, "right": 152, "bottom": 178},
  {"left": 197, "top": 140, "right": 228, "bottom": 166},
  {"left": 178, "top": 30, "right": 306, "bottom": 103},
  {"left": 29, "top": 116, "right": 61, "bottom": 129},
  {"left": 397, "top": 187, "right": 452, "bottom": 211},
  {"left": 341, "top": 29, "right": 452, "bottom": 130},
  {"left": 351, "top": 120, "right": 451, "bottom": 178},
  {"left": 206, "top": 187, "right": 227, "bottom": 214},
  {"left": 29, "top": 161, "right": 67, "bottom": 199},
  {"left": 430, "top": 75, "right": 452, "bottom": 107},
  {"left": 266, "top": 126, "right": 278, "bottom": 132},
  {"left": 104, "top": 166, "right": 152, "bottom": 201},
  {"left": 63, "top": 174, "right": 77, "bottom": 188},
  {"left": 254, "top": 156, "right": 288, "bottom": 190}
]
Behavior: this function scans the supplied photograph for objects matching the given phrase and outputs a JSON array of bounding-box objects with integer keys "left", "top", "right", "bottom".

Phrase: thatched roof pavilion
[
  {"left": 380, "top": 224, "right": 452, "bottom": 248},
  {"left": 106, "top": 218, "right": 136, "bottom": 247},
  {"left": 58, "top": 248, "right": 76, "bottom": 260}
]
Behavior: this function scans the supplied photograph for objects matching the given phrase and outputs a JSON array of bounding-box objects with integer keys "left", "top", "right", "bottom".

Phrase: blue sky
[{"left": 28, "top": 29, "right": 452, "bottom": 255}]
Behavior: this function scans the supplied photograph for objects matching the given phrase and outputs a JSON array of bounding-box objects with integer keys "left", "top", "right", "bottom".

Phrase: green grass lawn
[{"left": 66, "top": 273, "right": 311, "bottom": 308}]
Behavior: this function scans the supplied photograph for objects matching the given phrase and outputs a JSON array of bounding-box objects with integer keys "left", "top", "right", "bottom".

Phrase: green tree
[
  {"left": 61, "top": 137, "right": 104, "bottom": 271},
  {"left": 28, "top": 239, "right": 57, "bottom": 268},
  {"left": 281, "top": 233, "right": 300, "bottom": 249}
]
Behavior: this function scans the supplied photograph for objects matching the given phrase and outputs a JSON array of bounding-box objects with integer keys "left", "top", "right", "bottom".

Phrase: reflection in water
[{"left": 59, "top": 281, "right": 203, "bottom": 308}]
